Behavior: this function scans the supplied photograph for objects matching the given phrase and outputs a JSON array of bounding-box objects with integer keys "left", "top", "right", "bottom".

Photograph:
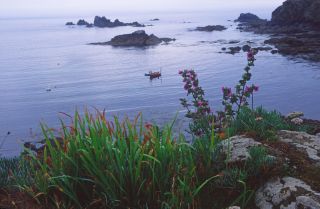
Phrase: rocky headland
[
  {"left": 89, "top": 30, "right": 175, "bottom": 47},
  {"left": 235, "top": 0, "right": 320, "bottom": 62}
]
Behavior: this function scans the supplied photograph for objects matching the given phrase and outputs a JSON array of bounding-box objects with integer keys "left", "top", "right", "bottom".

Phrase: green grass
[
  {"left": 21, "top": 111, "right": 229, "bottom": 209},
  {"left": 228, "top": 107, "right": 290, "bottom": 140},
  {"left": 0, "top": 157, "right": 32, "bottom": 189},
  {"left": 5, "top": 109, "right": 287, "bottom": 209}
]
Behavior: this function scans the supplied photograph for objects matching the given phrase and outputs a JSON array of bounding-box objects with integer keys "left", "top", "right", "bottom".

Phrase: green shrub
[
  {"left": 228, "top": 107, "right": 290, "bottom": 140},
  {"left": 246, "top": 146, "right": 274, "bottom": 175}
]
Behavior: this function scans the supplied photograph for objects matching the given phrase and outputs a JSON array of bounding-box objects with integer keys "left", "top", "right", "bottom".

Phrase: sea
[{"left": 1, "top": 8, "right": 320, "bottom": 157}]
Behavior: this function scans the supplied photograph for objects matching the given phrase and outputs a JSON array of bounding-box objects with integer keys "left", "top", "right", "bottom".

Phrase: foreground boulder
[
  {"left": 222, "top": 136, "right": 261, "bottom": 162},
  {"left": 90, "top": 30, "right": 175, "bottom": 47},
  {"left": 195, "top": 25, "right": 227, "bottom": 32},
  {"left": 256, "top": 177, "right": 320, "bottom": 209},
  {"left": 278, "top": 130, "right": 320, "bottom": 162},
  {"left": 93, "top": 16, "right": 144, "bottom": 28}
]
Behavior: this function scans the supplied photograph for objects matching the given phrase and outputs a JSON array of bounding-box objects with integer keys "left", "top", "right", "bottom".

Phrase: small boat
[{"left": 145, "top": 71, "right": 162, "bottom": 79}]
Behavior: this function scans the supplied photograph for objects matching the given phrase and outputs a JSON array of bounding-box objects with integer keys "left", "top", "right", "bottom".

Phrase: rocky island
[
  {"left": 235, "top": 0, "right": 320, "bottom": 62},
  {"left": 194, "top": 25, "right": 227, "bottom": 32},
  {"left": 93, "top": 16, "right": 145, "bottom": 28},
  {"left": 89, "top": 30, "right": 175, "bottom": 47},
  {"left": 66, "top": 16, "right": 145, "bottom": 28}
]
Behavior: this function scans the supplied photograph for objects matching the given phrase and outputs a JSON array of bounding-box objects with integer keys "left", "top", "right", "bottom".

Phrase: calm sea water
[{"left": 1, "top": 10, "right": 320, "bottom": 156}]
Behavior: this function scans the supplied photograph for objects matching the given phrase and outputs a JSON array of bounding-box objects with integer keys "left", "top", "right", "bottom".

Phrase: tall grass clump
[{"left": 23, "top": 111, "right": 224, "bottom": 209}]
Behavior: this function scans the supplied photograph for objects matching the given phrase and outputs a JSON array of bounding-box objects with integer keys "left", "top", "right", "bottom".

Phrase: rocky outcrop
[
  {"left": 222, "top": 136, "right": 261, "bottom": 162},
  {"left": 277, "top": 130, "right": 320, "bottom": 162},
  {"left": 235, "top": 0, "right": 320, "bottom": 62},
  {"left": 271, "top": 0, "right": 320, "bottom": 26},
  {"left": 256, "top": 177, "right": 320, "bottom": 209},
  {"left": 150, "top": 18, "right": 160, "bottom": 21},
  {"left": 195, "top": 25, "right": 227, "bottom": 32},
  {"left": 93, "top": 16, "right": 145, "bottom": 28},
  {"left": 90, "top": 30, "right": 175, "bottom": 47},
  {"left": 235, "top": 13, "right": 267, "bottom": 24}
]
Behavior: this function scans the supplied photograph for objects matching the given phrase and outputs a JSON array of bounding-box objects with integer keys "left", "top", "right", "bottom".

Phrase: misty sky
[{"left": 1, "top": 0, "right": 285, "bottom": 17}]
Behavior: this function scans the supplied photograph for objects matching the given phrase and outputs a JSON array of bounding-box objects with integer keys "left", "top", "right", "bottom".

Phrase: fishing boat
[{"left": 145, "top": 71, "right": 162, "bottom": 79}]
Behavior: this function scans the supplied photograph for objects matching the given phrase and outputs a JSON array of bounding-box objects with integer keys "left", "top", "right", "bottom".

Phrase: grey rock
[
  {"left": 286, "top": 111, "right": 304, "bottom": 119},
  {"left": 222, "top": 136, "right": 261, "bottom": 162},
  {"left": 277, "top": 130, "right": 320, "bottom": 161},
  {"left": 256, "top": 177, "right": 320, "bottom": 209}
]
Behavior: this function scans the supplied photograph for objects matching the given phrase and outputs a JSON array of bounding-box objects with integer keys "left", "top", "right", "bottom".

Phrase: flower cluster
[
  {"left": 179, "top": 70, "right": 213, "bottom": 136},
  {"left": 220, "top": 65, "right": 259, "bottom": 120}
]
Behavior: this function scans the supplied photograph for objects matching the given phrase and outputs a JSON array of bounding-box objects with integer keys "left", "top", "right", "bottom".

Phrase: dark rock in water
[
  {"left": 86, "top": 23, "right": 94, "bottom": 28},
  {"left": 242, "top": 45, "right": 251, "bottom": 52},
  {"left": 65, "top": 22, "right": 75, "bottom": 26},
  {"left": 271, "top": 0, "right": 320, "bottom": 26},
  {"left": 235, "top": 13, "right": 266, "bottom": 23},
  {"left": 77, "top": 19, "right": 90, "bottom": 26},
  {"left": 271, "top": 49, "right": 279, "bottom": 54},
  {"left": 93, "top": 16, "right": 145, "bottom": 28},
  {"left": 264, "top": 36, "right": 319, "bottom": 56},
  {"left": 228, "top": 40, "right": 240, "bottom": 44},
  {"left": 255, "top": 46, "right": 273, "bottom": 51},
  {"left": 195, "top": 25, "right": 227, "bottom": 32},
  {"left": 160, "top": 37, "right": 176, "bottom": 43},
  {"left": 264, "top": 37, "right": 304, "bottom": 47},
  {"left": 90, "top": 30, "right": 175, "bottom": 47},
  {"left": 221, "top": 47, "right": 227, "bottom": 51},
  {"left": 150, "top": 18, "right": 160, "bottom": 21},
  {"left": 227, "top": 46, "right": 242, "bottom": 54}
]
